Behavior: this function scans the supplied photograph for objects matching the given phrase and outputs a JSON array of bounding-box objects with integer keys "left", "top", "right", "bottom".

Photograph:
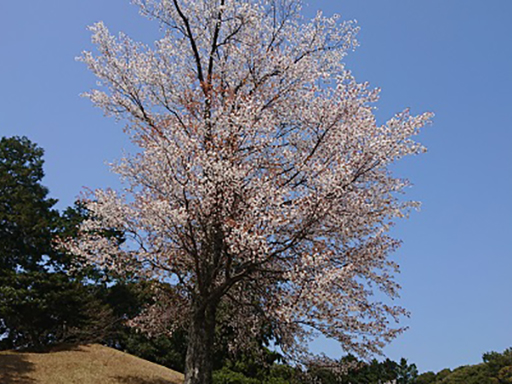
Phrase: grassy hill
[{"left": 0, "top": 343, "right": 184, "bottom": 384}]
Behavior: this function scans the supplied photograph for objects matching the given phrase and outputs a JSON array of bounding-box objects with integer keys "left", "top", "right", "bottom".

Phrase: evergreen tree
[
  {"left": 396, "top": 358, "right": 418, "bottom": 384},
  {"left": 0, "top": 136, "right": 112, "bottom": 349}
]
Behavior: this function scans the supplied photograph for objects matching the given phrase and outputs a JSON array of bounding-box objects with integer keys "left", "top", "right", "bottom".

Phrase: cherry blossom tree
[{"left": 64, "top": 0, "right": 432, "bottom": 383}]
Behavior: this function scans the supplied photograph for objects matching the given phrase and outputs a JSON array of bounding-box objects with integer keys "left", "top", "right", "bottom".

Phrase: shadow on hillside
[
  {"left": 21, "top": 342, "right": 86, "bottom": 354},
  {"left": 0, "top": 353, "right": 36, "bottom": 384},
  {"left": 116, "top": 375, "right": 179, "bottom": 384}
]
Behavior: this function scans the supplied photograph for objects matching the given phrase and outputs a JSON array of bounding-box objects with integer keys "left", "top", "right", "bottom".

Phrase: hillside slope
[{"left": 0, "top": 343, "right": 184, "bottom": 384}]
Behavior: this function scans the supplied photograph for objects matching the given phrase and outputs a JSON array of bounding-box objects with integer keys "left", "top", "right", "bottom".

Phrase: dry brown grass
[{"left": 0, "top": 343, "right": 184, "bottom": 384}]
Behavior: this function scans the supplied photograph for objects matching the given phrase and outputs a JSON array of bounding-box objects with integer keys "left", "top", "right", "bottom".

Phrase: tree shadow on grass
[
  {"left": 21, "top": 342, "right": 87, "bottom": 354},
  {"left": 115, "top": 375, "right": 180, "bottom": 384},
  {"left": 0, "top": 353, "right": 36, "bottom": 384}
]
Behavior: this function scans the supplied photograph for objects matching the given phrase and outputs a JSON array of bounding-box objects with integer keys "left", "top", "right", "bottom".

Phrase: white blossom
[{"left": 63, "top": 0, "right": 432, "bottom": 371}]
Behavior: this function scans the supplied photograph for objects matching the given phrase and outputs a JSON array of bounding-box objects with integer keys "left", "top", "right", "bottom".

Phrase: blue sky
[{"left": 1, "top": 0, "right": 511, "bottom": 374}]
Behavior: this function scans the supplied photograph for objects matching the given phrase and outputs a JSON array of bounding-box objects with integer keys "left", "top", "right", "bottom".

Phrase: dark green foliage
[
  {"left": 211, "top": 347, "right": 301, "bottom": 384},
  {"left": 396, "top": 358, "right": 418, "bottom": 384},
  {"left": 0, "top": 136, "right": 115, "bottom": 350},
  {"left": 0, "top": 269, "right": 111, "bottom": 349},
  {"left": 436, "top": 364, "right": 492, "bottom": 384},
  {"left": 0, "top": 136, "right": 57, "bottom": 272},
  {"left": 307, "top": 355, "right": 418, "bottom": 384},
  {"left": 434, "top": 369, "right": 452, "bottom": 381},
  {"left": 212, "top": 359, "right": 301, "bottom": 384},
  {"left": 213, "top": 364, "right": 301, "bottom": 384},
  {"left": 112, "top": 328, "right": 188, "bottom": 372},
  {"left": 346, "top": 358, "right": 397, "bottom": 383},
  {"left": 213, "top": 367, "right": 261, "bottom": 384},
  {"left": 483, "top": 348, "right": 512, "bottom": 383},
  {"left": 0, "top": 136, "right": 70, "bottom": 349},
  {"left": 414, "top": 347, "right": 512, "bottom": 384},
  {"left": 415, "top": 371, "right": 436, "bottom": 384}
]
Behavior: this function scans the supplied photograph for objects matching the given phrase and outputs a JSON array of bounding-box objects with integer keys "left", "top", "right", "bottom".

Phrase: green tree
[
  {"left": 415, "top": 371, "right": 436, "bottom": 384},
  {"left": 396, "top": 358, "right": 418, "bottom": 384},
  {"left": 412, "top": 347, "right": 512, "bottom": 384},
  {"left": 0, "top": 136, "right": 57, "bottom": 273},
  {"left": 435, "top": 369, "right": 452, "bottom": 382},
  {"left": 0, "top": 136, "right": 114, "bottom": 349},
  {"left": 307, "top": 355, "right": 419, "bottom": 384},
  {"left": 436, "top": 364, "right": 492, "bottom": 384},
  {"left": 483, "top": 348, "right": 512, "bottom": 384},
  {"left": 1, "top": 136, "right": 63, "bottom": 348}
]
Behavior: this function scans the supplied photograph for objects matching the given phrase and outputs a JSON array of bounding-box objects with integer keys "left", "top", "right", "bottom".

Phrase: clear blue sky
[{"left": 1, "top": 0, "right": 511, "bottom": 374}]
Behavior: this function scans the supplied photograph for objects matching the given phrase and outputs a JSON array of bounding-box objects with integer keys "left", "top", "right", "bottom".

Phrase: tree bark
[{"left": 184, "top": 301, "right": 217, "bottom": 384}]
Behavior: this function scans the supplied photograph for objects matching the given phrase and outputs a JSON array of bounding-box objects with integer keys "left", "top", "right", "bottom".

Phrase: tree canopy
[
  {"left": 0, "top": 136, "right": 87, "bottom": 349},
  {"left": 63, "top": 0, "right": 432, "bottom": 383}
]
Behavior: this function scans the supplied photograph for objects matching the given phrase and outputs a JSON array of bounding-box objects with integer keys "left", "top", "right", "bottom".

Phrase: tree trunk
[{"left": 184, "top": 301, "right": 217, "bottom": 384}]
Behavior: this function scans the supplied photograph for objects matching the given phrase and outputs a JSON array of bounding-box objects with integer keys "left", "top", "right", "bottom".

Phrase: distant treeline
[{"left": 414, "top": 347, "right": 512, "bottom": 384}]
